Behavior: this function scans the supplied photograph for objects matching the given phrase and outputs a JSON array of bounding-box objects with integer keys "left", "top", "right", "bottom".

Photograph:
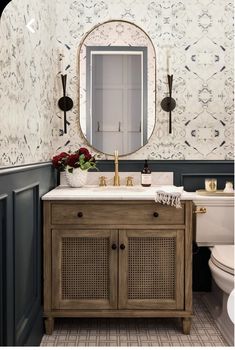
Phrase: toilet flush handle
[{"left": 193, "top": 207, "right": 207, "bottom": 214}]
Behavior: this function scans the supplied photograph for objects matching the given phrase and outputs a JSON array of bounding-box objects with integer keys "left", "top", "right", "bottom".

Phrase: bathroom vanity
[{"left": 42, "top": 186, "right": 193, "bottom": 335}]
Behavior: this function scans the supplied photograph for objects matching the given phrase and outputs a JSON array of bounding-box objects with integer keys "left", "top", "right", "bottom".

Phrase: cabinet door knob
[
  {"left": 77, "top": 212, "right": 83, "bottom": 217},
  {"left": 111, "top": 243, "right": 117, "bottom": 250},
  {"left": 153, "top": 212, "right": 159, "bottom": 217},
  {"left": 120, "top": 244, "right": 125, "bottom": 250}
]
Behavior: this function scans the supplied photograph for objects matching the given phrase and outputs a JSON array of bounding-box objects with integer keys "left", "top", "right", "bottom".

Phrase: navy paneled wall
[
  {"left": 0, "top": 163, "right": 56, "bottom": 346},
  {"left": 0, "top": 194, "right": 7, "bottom": 345}
]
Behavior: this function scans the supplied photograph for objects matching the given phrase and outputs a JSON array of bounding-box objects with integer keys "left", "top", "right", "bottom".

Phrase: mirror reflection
[{"left": 79, "top": 20, "right": 156, "bottom": 156}]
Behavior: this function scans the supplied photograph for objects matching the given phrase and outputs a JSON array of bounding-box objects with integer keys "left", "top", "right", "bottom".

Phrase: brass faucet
[{"left": 113, "top": 150, "right": 120, "bottom": 186}]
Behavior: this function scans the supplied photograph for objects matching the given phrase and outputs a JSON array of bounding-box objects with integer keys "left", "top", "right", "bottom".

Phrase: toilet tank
[{"left": 193, "top": 197, "right": 234, "bottom": 246}]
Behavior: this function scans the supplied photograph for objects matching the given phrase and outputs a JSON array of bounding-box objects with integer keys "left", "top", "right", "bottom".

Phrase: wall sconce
[
  {"left": 58, "top": 74, "right": 73, "bottom": 134},
  {"left": 161, "top": 53, "right": 176, "bottom": 134},
  {"left": 58, "top": 50, "right": 73, "bottom": 134}
]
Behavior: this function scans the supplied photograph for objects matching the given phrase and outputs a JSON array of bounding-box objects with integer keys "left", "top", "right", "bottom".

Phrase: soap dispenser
[{"left": 141, "top": 160, "right": 152, "bottom": 187}]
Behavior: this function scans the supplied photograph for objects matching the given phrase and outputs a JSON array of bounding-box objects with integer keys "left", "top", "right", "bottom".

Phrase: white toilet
[
  {"left": 194, "top": 196, "right": 234, "bottom": 345},
  {"left": 209, "top": 245, "right": 234, "bottom": 295}
]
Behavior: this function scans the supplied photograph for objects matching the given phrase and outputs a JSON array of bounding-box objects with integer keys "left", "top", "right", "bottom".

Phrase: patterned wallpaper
[
  {"left": 0, "top": 0, "right": 56, "bottom": 166},
  {"left": 0, "top": 0, "right": 233, "bottom": 166}
]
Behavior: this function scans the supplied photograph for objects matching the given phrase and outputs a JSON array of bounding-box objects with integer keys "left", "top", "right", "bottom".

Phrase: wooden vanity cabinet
[{"left": 43, "top": 200, "right": 193, "bottom": 335}]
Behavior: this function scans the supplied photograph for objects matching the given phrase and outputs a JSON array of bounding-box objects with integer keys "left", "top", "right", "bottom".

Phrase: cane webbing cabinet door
[
  {"left": 119, "top": 229, "right": 184, "bottom": 310},
  {"left": 51, "top": 229, "right": 118, "bottom": 310}
]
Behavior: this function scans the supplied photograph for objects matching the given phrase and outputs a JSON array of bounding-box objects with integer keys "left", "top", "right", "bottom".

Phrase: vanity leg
[
  {"left": 45, "top": 317, "right": 54, "bottom": 335},
  {"left": 182, "top": 317, "right": 191, "bottom": 335}
]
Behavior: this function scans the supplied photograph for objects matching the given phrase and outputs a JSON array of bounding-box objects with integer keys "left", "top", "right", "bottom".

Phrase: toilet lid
[{"left": 211, "top": 245, "right": 234, "bottom": 275}]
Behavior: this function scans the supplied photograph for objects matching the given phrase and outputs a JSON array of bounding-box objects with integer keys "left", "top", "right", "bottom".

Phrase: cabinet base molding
[
  {"left": 44, "top": 310, "right": 192, "bottom": 318},
  {"left": 44, "top": 313, "right": 192, "bottom": 335}
]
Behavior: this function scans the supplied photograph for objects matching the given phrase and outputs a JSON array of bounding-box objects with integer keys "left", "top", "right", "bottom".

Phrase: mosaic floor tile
[{"left": 40, "top": 294, "right": 229, "bottom": 347}]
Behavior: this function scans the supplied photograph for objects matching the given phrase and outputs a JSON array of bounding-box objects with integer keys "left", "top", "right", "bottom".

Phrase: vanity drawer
[{"left": 51, "top": 202, "right": 185, "bottom": 225}]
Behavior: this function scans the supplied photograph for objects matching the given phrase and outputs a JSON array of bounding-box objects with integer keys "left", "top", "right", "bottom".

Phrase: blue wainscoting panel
[
  {"left": 0, "top": 194, "right": 7, "bottom": 346},
  {"left": 0, "top": 163, "right": 56, "bottom": 346},
  {"left": 13, "top": 183, "right": 40, "bottom": 345}
]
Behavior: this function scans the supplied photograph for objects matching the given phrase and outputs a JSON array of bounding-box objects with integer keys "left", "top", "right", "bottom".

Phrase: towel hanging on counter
[{"left": 155, "top": 186, "right": 184, "bottom": 208}]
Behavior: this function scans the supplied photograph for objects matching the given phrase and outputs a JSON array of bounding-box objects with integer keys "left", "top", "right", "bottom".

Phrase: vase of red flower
[
  {"left": 52, "top": 148, "right": 97, "bottom": 188},
  {"left": 65, "top": 167, "right": 88, "bottom": 187}
]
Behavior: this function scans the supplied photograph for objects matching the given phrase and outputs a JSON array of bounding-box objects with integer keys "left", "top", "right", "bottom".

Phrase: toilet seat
[{"left": 210, "top": 245, "right": 234, "bottom": 276}]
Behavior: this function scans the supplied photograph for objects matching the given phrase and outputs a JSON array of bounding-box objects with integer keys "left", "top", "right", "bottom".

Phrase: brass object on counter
[
  {"left": 99, "top": 176, "right": 107, "bottom": 187},
  {"left": 193, "top": 207, "right": 207, "bottom": 214},
  {"left": 205, "top": 178, "right": 217, "bottom": 192},
  {"left": 126, "top": 176, "right": 134, "bottom": 186},
  {"left": 113, "top": 150, "right": 120, "bottom": 186}
]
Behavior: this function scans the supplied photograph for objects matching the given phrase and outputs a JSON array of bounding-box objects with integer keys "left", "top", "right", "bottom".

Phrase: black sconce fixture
[
  {"left": 58, "top": 74, "right": 73, "bottom": 134},
  {"left": 161, "top": 74, "right": 176, "bottom": 134}
]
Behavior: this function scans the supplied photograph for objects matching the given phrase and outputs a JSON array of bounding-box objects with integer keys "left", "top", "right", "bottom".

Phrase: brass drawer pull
[
  {"left": 77, "top": 212, "right": 83, "bottom": 217},
  {"left": 193, "top": 207, "right": 207, "bottom": 214},
  {"left": 153, "top": 212, "right": 159, "bottom": 217},
  {"left": 111, "top": 243, "right": 117, "bottom": 250},
  {"left": 120, "top": 244, "right": 125, "bottom": 250}
]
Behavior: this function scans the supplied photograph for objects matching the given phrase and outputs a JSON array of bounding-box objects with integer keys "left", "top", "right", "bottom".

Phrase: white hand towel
[{"left": 155, "top": 186, "right": 184, "bottom": 208}]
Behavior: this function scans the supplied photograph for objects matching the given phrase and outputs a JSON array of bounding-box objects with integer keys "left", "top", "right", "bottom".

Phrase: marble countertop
[{"left": 42, "top": 185, "right": 234, "bottom": 202}]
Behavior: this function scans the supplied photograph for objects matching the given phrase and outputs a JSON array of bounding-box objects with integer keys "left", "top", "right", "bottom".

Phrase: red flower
[
  {"left": 67, "top": 153, "right": 80, "bottom": 168},
  {"left": 78, "top": 147, "right": 91, "bottom": 160},
  {"left": 52, "top": 152, "right": 69, "bottom": 170}
]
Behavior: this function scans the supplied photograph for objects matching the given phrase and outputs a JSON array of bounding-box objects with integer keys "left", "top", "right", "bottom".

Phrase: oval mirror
[{"left": 79, "top": 20, "right": 156, "bottom": 156}]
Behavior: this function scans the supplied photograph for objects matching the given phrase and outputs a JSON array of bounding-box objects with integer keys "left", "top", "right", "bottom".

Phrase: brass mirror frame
[{"left": 77, "top": 19, "right": 157, "bottom": 157}]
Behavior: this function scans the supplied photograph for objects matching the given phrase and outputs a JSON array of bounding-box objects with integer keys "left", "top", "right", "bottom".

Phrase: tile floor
[{"left": 41, "top": 294, "right": 228, "bottom": 346}]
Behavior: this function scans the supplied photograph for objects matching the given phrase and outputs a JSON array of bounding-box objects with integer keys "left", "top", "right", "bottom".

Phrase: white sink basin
[{"left": 91, "top": 186, "right": 147, "bottom": 192}]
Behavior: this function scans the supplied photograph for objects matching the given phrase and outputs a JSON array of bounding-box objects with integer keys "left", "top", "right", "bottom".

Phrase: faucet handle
[
  {"left": 99, "top": 176, "right": 107, "bottom": 187},
  {"left": 126, "top": 176, "right": 134, "bottom": 187}
]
